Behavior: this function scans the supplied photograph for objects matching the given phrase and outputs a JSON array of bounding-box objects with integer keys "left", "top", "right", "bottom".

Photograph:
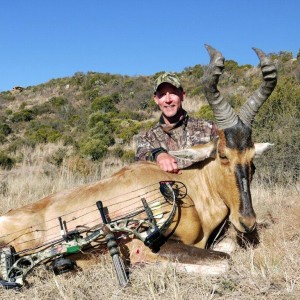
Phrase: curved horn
[
  {"left": 202, "top": 44, "right": 239, "bottom": 129},
  {"left": 238, "top": 48, "right": 277, "bottom": 127}
]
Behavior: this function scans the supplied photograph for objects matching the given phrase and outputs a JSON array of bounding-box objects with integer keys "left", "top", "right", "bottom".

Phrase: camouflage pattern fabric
[
  {"left": 135, "top": 112, "right": 218, "bottom": 169},
  {"left": 154, "top": 72, "right": 182, "bottom": 92}
]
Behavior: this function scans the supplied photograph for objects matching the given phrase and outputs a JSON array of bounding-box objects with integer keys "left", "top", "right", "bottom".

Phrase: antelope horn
[
  {"left": 202, "top": 44, "right": 239, "bottom": 129},
  {"left": 238, "top": 48, "right": 277, "bottom": 128}
]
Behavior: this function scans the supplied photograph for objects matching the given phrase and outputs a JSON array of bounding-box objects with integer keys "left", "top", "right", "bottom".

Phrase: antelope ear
[
  {"left": 254, "top": 143, "right": 274, "bottom": 157},
  {"left": 169, "top": 141, "right": 216, "bottom": 162}
]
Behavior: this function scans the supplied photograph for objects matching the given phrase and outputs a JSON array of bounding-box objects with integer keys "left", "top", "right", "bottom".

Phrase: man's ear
[
  {"left": 180, "top": 93, "right": 185, "bottom": 103},
  {"left": 153, "top": 94, "right": 159, "bottom": 105}
]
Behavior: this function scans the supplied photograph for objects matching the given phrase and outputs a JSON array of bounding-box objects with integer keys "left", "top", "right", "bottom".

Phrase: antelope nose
[{"left": 239, "top": 217, "right": 256, "bottom": 233}]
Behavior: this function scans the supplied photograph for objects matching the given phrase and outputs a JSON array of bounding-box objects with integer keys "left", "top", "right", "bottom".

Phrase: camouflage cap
[{"left": 154, "top": 72, "right": 182, "bottom": 92}]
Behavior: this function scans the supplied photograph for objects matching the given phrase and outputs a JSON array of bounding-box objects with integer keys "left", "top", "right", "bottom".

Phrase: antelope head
[
  {"left": 202, "top": 44, "right": 277, "bottom": 233},
  {"left": 197, "top": 45, "right": 277, "bottom": 232}
]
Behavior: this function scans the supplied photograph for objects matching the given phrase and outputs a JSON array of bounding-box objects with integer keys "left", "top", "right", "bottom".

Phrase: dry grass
[{"left": 0, "top": 145, "right": 299, "bottom": 299}]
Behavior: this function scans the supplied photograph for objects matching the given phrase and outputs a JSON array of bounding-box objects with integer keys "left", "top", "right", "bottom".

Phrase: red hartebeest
[{"left": 0, "top": 45, "right": 277, "bottom": 281}]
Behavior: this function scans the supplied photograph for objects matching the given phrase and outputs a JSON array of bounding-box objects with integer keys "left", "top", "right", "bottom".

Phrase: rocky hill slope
[{"left": 0, "top": 50, "right": 299, "bottom": 182}]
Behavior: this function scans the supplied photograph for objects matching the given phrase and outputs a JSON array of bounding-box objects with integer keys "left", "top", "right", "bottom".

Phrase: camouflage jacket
[{"left": 135, "top": 111, "right": 218, "bottom": 169}]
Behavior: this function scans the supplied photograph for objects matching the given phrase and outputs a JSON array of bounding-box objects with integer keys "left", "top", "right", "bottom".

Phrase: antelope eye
[{"left": 219, "top": 153, "right": 227, "bottom": 160}]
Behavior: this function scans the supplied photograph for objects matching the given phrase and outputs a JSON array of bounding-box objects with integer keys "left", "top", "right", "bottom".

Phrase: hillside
[
  {"left": 0, "top": 50, "right": 299, "bottom": 299},
  {"left": 0, "top": 50, "right": 299, "bottom": 182}
]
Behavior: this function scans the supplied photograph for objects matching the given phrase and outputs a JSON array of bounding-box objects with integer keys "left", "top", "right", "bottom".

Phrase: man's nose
[{"left": 165, "top": 92, "right": 171, "bottom": 102}]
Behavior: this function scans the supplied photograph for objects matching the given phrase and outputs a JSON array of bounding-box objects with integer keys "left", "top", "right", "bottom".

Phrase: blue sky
[{"left": 0, "top": 0, "right": 299, "bottom": 92}]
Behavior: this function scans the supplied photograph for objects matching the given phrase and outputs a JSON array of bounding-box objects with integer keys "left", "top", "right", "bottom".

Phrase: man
[{"left": 135, "top": 72, "right": 218, "bottom": 173}]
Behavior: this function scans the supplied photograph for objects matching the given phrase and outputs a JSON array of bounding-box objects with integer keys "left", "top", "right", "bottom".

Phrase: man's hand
[{"left": 156, "top": 152, "right": 182, "bottom": 174}]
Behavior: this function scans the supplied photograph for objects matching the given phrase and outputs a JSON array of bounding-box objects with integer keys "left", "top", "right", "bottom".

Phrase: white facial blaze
[{"left": 242, "top": 178, "right": 248, "bottom": 193}]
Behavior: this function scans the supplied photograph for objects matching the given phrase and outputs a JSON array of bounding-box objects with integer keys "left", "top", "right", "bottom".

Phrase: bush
[
  {"left": 117, "top": 110, "right": 145, "bottom": 121},
  {"left": 91, "top": 93, "right": 120, "bottom": 113},
  {"left": 88, "top": 121, "right": 115, "bottom": 146},
  {"left": 195, "top": 105, "right": 215, "bottom": 121},
  {"left": 80, "top": 139, "right": 108, "bottom": 160},
  {"left": 0, "top": 134, "right": 6, "bottom": 144},
  {"left": 224, "top": 60, "right": 239, "bottom": 71},
  {"left": 186, "top": 64, "right": 204, "bottom": 79},
  {"left": 139, "top": 98, "right": 158, "bottom": 112},
  {"left": 114, "top": 120, "right": 141, "bottom": 143},
  {"left": 121, "top": 150, "right": 135, "bottom": 163},
  {"left": 190, "top": 86, "right": 203, "bottom": 97},
  {"left": 47, "top": 148, "right": 67, "bottom": 167},
  {"left": 229, "top": 94, "right": 244, "bottom": 109},
  {"left": 0, "top": 123, "right": 12, "bottom": 136},
  {"left": 270, "top": 51, "right": 294, "bottom": 63},
  {"left": 112, "top": 146, "right": 124, "bottom": 158},
  {"left": 1, "top": 92, "right": 15, "bottom": 101},
  {"left": 253, "top": 76, "right": 300, "bottom": 183},
  {"left": 49, "top": 96, "right": 67, "bottom": 107},
  {"left": 26, "top": 124, "right": 63, "bottom": 144},
  {"left": 0, "top": 152, "right": 15, "bottom": 170},
  {"left": 88, "top": 112, "right": 111, "bottom": 128},
  {"left": 11, "top": 109, "right": 35, "bottom": 122},
  {"left": 67, "top": 114, "right": 81, "bottom": 126},
  {"left": 5, "top": 109, "right": 13, "bottom": 116}
]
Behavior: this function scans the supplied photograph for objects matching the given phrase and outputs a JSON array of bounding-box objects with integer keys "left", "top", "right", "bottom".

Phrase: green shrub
[
  {"left": 188, "top": 64, "right": 204, "bottom": 78},
  {"left": 0, "top": 134, "right": 6, "bottom": 144},
  {"left": 26, "top": 125, "right": 62, "bottom": 144},
  {"left": 0, "top": 123, "right": 12, "bottom": 136},
  {"left": 85, "top": 88, "right": 100, "bottom": 101},
  {"left": 195, "top": 105, "right": 215, "bottom": 121},
  {"left": 80, "top": 139, "right": 108, "bottom": 160},
  {"left": 88, "top": 112, "right": 111, "bottom": 128},
  {"left": 229, "top": 94, "right": 244, "bottom": 109},
  {"left": 0, "top": 152, "right": 15, "bottom": 170},
  {"left": 117, "top": 110, "right": 145, "bottom": 121},
  {"left": 139, "top": 98, "right": 158, "bottom": 111},
  {"left": 32, "top": 102, "right": 53, "bottom": 115},
  {"left": 121, "top": 150, "right": 135, "bottom": 163},
  {"left": 270, "top": 51, "right": 293, "bottom": 63},
  {"left": 1, "top": 92, "right": 15, "bottom": 101},
  {"left": 91, "top": 93, "right": 120, "bottom": 113},
  {"left": 112, "top": 146, "right": 124, "bottom": 158},
  {"left": 68, "top": 115, "right": 81, "bottom": 126},
  {"left": 99, "top": 73, "right": 114, "bottom": 84},
  {"left": 7, "top": 139, "right": 31, "bottom": 153},
  {"left": 88, "top": 121, "right": 115, "bottom": 146},
  {"left": 11, "top": 109, "right": 35, "bottom": 122},
  {"left": 110, "top": 146, "right": 135, "bottom": 162},
  {"left": 190, "top": 86, "right": 203, "bottom": 97},
  {"left": 115, "top": 121, "right": 141, "bottom": 143},
  {"left": 124, "top": 79, "right": 134, "bottom": 87},
  {"left": 253, "top": 76, "right": 300, "bottom": 183},
  {"left": 224, "top": 60, "right": 239, "bottom": 71},
  {"left": 47, "top": 148, "right": 67, "bottom": 166},
  {"left": 49, "top": 96, "right": 67, "bottom": 107},
  {"left": 5, "top": 109, "right": 13, "bottom": 116},
  {"left": 19, "top": 102, "right": 27, "bottom": 109}
]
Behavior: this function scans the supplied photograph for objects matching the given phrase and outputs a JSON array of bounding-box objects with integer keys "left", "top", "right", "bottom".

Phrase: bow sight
[{"left": 0, "top": 181, "right": 182, "bottom": 290}]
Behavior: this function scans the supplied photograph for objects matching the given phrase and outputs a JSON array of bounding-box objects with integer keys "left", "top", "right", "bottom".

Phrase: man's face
[{"left": 154, "top": 83, "right": 185, "bottom": 122}]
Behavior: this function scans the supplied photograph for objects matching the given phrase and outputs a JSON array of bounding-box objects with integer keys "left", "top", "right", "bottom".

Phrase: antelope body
[{"left": 0, "top": 45, "right": 277, "bottom": 277}]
